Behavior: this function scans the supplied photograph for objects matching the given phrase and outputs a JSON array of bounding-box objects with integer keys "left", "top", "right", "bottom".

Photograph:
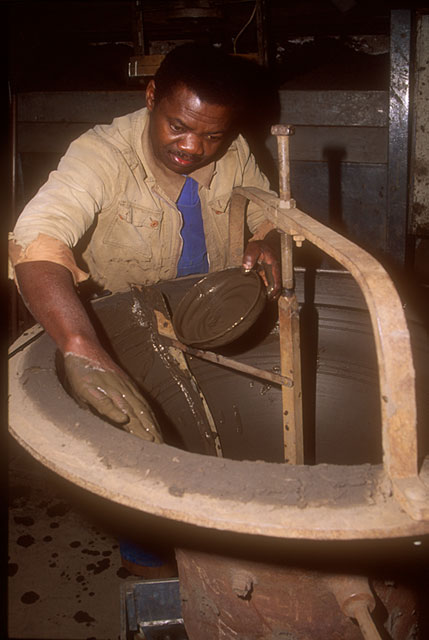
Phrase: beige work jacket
[{"left": 9, "top": 107, "right": 275, "bottom": 292}]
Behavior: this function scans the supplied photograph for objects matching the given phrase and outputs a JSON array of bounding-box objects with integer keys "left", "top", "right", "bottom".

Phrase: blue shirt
[{"left": 176, "top": 176, "right": 209, "bottom": 277}]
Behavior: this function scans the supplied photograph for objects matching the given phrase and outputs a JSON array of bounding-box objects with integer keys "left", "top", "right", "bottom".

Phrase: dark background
[{"left": 6, "top": 0, "right": 422, "bottom": 93}]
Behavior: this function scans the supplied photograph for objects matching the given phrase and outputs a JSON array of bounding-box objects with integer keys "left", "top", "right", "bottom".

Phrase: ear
[{"left": 146, "top": 79, "right": 156, "bottom": 112}]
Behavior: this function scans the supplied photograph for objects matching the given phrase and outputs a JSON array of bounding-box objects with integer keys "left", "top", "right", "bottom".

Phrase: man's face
[{"left": 146, "top": 80, "right": 235, "bottom": 175}]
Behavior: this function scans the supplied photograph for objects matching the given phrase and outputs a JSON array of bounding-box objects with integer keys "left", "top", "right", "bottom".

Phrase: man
[{"left": 9, "top": 44, "right": 280, "bottom": 444}]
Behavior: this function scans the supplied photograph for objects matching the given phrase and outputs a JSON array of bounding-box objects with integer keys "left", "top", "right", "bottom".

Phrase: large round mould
[{"left": 8, "top": 270, "right": 429, "bottom": 541}]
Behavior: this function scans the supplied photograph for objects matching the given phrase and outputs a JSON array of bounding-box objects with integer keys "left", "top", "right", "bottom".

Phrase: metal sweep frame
[{"left": 229, "top": 180, "right": 428, "bottom": 522}]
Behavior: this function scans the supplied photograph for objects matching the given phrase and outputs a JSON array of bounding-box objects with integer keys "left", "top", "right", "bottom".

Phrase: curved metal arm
[{"left": 232, "top": 186, "right": 428, "bottom": 521}]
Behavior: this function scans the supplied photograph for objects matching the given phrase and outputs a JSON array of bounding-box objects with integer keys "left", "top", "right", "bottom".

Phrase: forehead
[{"left": 157, "top": 83, "right": 235, "bottom": 131}]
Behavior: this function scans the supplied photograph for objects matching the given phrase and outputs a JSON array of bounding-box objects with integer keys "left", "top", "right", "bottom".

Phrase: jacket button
[
  {"left": 215, "top": 210, "right": 223, "bottom": 215},
  {"left": 150, "top": 219, "right": 159, "bottom": 228}
]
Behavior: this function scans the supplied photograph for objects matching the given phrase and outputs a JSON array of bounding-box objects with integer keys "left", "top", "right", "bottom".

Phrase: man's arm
[{"left": 15, "top": 261, "right": 163, "bottom": 443}]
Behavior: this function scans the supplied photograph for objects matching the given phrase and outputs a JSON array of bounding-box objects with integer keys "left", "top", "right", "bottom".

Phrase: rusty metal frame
[{"left": 231, "top": 184, "right": 428, "bottom": 522}]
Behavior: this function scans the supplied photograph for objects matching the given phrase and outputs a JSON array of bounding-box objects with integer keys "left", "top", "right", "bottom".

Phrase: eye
[
  {"left": 170, "top": 122, "right": 184, "bottom": 133},
  {"left": 207, "top": 135, "right": 222, "bottom": 142}
]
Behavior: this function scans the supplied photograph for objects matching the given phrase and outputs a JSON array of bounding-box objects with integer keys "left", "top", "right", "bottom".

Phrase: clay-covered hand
[
  {"left": 242, "top": 240, "right": 281, "bottom": 300},
  {"left": 63, "top": 353, "right": 163, "bottom": 443}
]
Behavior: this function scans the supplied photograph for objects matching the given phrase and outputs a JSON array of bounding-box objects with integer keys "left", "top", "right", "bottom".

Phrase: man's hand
[
  {"left": 14, "top": 261, "right": 163, "bottom": 444},
  {"left": 64, "top": 353, "right": 163, "bottom": 443},
  {"left": 242, "top": 239, "right": 281, "bottom": 300}
]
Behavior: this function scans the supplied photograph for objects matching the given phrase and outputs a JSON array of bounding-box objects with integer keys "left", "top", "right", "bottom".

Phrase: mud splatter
[
  {"left": 21, "top": 591, "right": 40, "bottom": 604},
  {"left": 86, "top": 558, "right": 110, "bottom": 575},
  {"left": 73, "top": 610, "right": 95, "bottom": 624},
  {"left": 46, "top": 501, "right": 70, "bottom": 517},
  {"left": 13, "top": 516, "right": 34, "bottom": 526},
  {"left": 70, "top": 540, "right": 81, "bottom": 548},
  {"left": 82, "top": 548, "right": 100, "bottom": 556},
  {"left": 50, "top": 522, "right": 60, "bottom": 529},
  {"left": 8, "top": 563, "right": 18, "bottom": 577},
  {"left": 102, "top": 550, "right": 112, "bottom": 557},
  {"left": 17, "top": 534, "right": 35, "bottom": 548},
  {"left": 169, "top": 485, "right": 185, "bottom": 497},
  {"left": 9, "top": 485, "right": 31, "bottom": 507},
  {"left": 43, "top": 535, "right": 53, "bottom": 542},
  {"left": 117, "top": 566, "right": 131, "bottom": 578}
]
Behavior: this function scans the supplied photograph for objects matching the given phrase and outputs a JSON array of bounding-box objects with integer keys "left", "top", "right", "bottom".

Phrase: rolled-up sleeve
[
  {"left": 9, "top": 129, "right": 118, "bottom": 282},
  {"left": 8, "top": 233, "right": 89, "bottom": 285}
]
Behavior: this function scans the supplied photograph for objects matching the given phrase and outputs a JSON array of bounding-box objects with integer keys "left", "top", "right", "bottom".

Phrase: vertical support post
[
  {"left": 271, "top": 125, "right": 304, "bottom": 464},
  {"left": 133, "top": 0, "right": 145, "bottom": 56},
  {"left": 255, "top": 0, "right": 269, "bottom": 67},
  {"left": 278, "top": 277, "right": 304, "bottom": 464},
  {"left": 281, "top": 232, "right": 294, "bottom": 291},
  {"left": 408, "top": 11, "right": 429, "bottom": 278},
  {"left": 271, "top": 124, "right": 294, "bottom": 202},
  {"left": 228, "top": 192, "right": 248, "bottom": 267},
  {"left": 9, "top": 90, "right": 20, "bottom": 343},
  {"left": 387, "top": 9, "right": 411, "bottom": 265}
]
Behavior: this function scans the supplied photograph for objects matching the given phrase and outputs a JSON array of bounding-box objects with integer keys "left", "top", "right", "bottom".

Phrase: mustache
[{"left": 172, "top": 149, "right": 204, "bottom": 162}]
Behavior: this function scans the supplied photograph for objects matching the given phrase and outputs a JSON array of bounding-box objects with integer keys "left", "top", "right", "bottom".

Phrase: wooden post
[{"left": 271, "top": 125, "right": 304, "bottom": 463}]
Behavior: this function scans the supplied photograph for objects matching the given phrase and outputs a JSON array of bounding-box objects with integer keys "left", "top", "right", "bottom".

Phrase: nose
[{"left": 178, "top": 133, "right": 204, "bottom": 157}]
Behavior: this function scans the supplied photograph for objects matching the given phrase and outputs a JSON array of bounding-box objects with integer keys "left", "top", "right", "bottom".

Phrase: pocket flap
[
  {"left": 208, "top": 193, "right": 231, "bottom": 215},
  {"left": 118, "top": 200, "right": 163, "bottom": 227}
]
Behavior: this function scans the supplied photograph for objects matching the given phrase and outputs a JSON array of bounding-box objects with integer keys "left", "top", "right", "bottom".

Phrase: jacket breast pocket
[
  {"left": 207, "top": 193, "right": 231, "bottom": 247},
  {"left": 208, "top": 193, "right": 231, "bottom": 218},
  {"left": 103, "top": 200, "right": 162, "bottom": 260}
]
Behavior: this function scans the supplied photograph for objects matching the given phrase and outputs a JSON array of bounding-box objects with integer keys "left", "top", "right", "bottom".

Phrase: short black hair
[{"left": 153, "top": 43, "right": 250, "bottom": 115}]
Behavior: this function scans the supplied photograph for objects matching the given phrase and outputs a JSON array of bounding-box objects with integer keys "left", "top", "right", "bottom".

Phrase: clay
[
  {"left": 129, "top": 285, "right": 221, "bottom": 455},
  {"left": 19, "top": 274, "right": 386, "bottom": 465},
  {"left": 12, "top": 273, "right": 429, "bottom": 510},
  {"left": 173, "top": 268, "right": 266, "bottom": 348},
  {"left": 12, "top": 335, "right": 388, "bottom": 509}
]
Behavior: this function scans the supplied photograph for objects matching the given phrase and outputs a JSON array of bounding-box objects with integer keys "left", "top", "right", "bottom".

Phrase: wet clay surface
[
  {"left": 14, "top": 272, "right": 391, "bottom": 511},
  {"left": 47, "top": 274, "right": 386, "bottom": 464},
  {"left": 18, "top": 328, "right": 389, "bottom": 511},
  {"left": 173, "top": 268, "right": 266, "bottom": 348},
  {"left": 12, "top": 273, "right": 429, "bottom": 517}
]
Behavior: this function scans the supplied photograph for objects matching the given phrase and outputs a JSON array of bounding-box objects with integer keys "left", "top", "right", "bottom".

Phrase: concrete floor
[{"left": 8, "top": 434, "right": 168, "bottom": 640}]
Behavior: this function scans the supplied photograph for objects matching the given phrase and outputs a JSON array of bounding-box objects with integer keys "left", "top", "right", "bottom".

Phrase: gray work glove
[{"left": 64, "top": 353, "right": 163, "bottom": 443}]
